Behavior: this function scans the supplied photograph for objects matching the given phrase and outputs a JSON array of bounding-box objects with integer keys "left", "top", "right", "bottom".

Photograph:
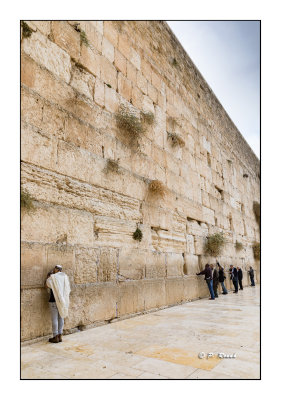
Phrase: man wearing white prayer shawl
[{"left": 45, "top": 265, "right": 71, "bottom": 343}]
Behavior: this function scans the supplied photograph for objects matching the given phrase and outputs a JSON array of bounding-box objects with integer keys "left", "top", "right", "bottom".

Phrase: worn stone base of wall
[{"left": 21, "top": 274, "right": 258, "bottom": 341}]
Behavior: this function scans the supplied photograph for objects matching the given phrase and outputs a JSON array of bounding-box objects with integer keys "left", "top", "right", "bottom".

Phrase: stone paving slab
[{"left": 21, "top": 285, "right": 260, "bottom": 379}]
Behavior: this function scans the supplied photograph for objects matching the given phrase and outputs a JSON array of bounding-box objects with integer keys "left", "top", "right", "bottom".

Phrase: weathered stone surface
[
  {"left": 166, "top": 253, "right": 184, "bottom": 277},
  {"left": 145, "top": 252, "right": 166, "bottom": 279},
  {"left": 184, "top": 254, "right": 199, "bottom": 275},
  {"left": 98, "top": 248, "right": 118, "bottom": 282},
  {"left": 74, "top": 247, "right": 99, "bottom": 284},
  {"left": 22, "top": 31, "right": 72, "bottom": 83},
  {"left": 117, "top": 281, "right": 145, "bottom": 316},
  {"left": 21, "top": 205, "right": 94, "bottom": 247},
  {"left": 118, "top": 249, "right": 146, "bottom": 280},
  {"left": 21, "top": 21, "right": 260, "bottom": 340}
]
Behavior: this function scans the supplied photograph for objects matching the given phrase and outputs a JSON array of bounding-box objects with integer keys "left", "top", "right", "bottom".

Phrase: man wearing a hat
[{"left": 45, "top": 265, "right": 71, "bottom": 343}]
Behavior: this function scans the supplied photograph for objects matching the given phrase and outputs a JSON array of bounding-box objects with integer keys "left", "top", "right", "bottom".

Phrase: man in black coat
[
  {"left": 217, "top": 262, "right": 228, "bottom": 294},
  {"left": 237, "top": 267, "right": 243, "bottom": 290},
  {"left": 248, "top": 266, "right": 255, "bottom": 286},
  {"left": 196, "top": 264, "right": 215, "bottom": 300},
  {"left": 230, "top": 265, "right": 239, "bottom": 293}
]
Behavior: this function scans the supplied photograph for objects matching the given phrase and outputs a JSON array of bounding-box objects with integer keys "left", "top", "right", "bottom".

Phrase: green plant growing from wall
[
  {"left": 21, "top": 21, "right": 33, "bottom": 39},
  {"left": 21, "top": 189, "right": 35, "bottom": 213},
  {"left": 253, "top": 242, "right": 260, "bottom": 260},
  {"left": 235, "top": 241, "right": 243, "bottom": 251},
  {"left": 167, "top": 132, "right": 185, "bottom": 148},
  {"left": 141, "top": 111, "right": 155, "bottom": 126},
  {"left": 105, "top": 158, "right": 119, "bottom": 173},
  {"left": 205, "top": 232, "right": 226, "bottom": 257},
  {"left": 133, "top": 227, "right": 143, "bottom": 242},
  {"left": 73, "top": 23, "right": 89, "bottom": 47},
  {"left": 148, "top": 179, "right": 166, "bottom": 197},
  {"left": 116, "top": 105, "right": 144, "bottom": 142}
]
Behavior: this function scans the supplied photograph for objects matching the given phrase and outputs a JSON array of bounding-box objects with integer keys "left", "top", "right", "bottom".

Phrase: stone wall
[{"left": 21, "top": 21, "right": 260, "bottom": 341}]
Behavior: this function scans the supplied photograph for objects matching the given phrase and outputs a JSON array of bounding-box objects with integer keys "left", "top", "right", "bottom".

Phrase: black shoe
[{"left": 222, "top": 293, "right": 227, "bottom": 295}]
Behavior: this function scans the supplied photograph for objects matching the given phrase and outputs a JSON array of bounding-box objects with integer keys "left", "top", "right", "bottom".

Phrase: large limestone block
[
  {"left": 182, "top": 276, "right": 200, "bottom": 300},
  {"left": 145, "top": 251, "right": 166, "bottom": 279},
  {"left": 21, "top": 54, "right": 75, "bottom": 108},
  {"left": 102, "top": 36, "right": 115, "bottom": 63},
  {"left": 165, "top": 278, "right": 184, "bottom": 305},
  {"left": 21, "top": 122, "right": 57, "bottom": 171},
  {"left": 103, "top": 21, "right": 119, "bottom": 47},
  {"left": 66, "top": 283, "right": 117, "bottom": 328},
  {"left": 64, "top": 115, "right": 103, "bottom": 156},
  {"left": 197, "top": 278, "right": 210, "bottom": 298},
  {"left": 27, "top": 20, "right": 51, "bottom": 36},
  {"left": 100, "top": 55, "right": 118, "bottom": 90},
  {"left": 74, "top": 247, "right": 99, "bottom": 284},
  {"left": 21, "top": 242, "right": 47, "bottom": 288},
  {"left": 94, "top": 216, "right": 137, "bottom": 248},
  {"left": 166, "top": 253, "right": 184, "bottom": 277},
  {"left": 183, "top": 254, "right": 199, "bottom": 275},
  {"left": 98, "top": 248, "right": 118, "bottom": 282},
  {"left": 70, "top": 64, "right": 95, "bottom": 100},
  {"left": 80, "top": 45, "right": 101, "bottom": 78},
  {"left": 21, "top": 87, "right": 44, "bottom": 128},
  {"left": 143, "top": 279, "right": 166, "bottom": 310},
  {"left": 186, "top": 234, "right": 195, "bottom": 254},
  {"left": 194, "top": 235, "right": 207, "bottom": 255},
  {"left": 21, "top": 288, "right": 51, "bottom": 341},
  {"left": 202, "top": 206, "right": 215, "bottom": 225},
  {"left": 46, "top": 244, "right": 75, "bottom": 284},
  {"left": 118, "top": 248, "right": 146, "bottom": 280},
  {"left": 52, "top": 21, "right": 81, "bottom": 62},
  {"left": 22, "top": 30, "right": 71, "bottom": 83},
  {"left": 117, "top": 281, "right": 145, "bottom": 316},
  {"left": 21, "top": 163, "right": 142, "bottom": 222},
  {"left": 21, "top": 205, "right": 94, "bottom": 247},
  {"left": 142, "top": 203, "right": 171, "bottom": 232},
  {"left": 151, "top": 230, "right": 186, "bottom": 253},
  {"left": 57, "top": 140, "right": 104, "bottom": 187}
]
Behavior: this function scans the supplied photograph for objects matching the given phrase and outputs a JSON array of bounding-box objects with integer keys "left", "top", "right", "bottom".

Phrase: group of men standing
[{"left": 196, "top": 263, "right": 256, "bottom": 300}]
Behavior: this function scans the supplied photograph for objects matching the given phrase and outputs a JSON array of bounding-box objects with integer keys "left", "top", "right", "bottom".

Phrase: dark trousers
[
  {"left": 213, "top": 282, "right": 219, "bottom": 297},
  {"left": 250, "top": 276, "right": 255, "bottom": 286},
  {"left": 238, "top": 279, "right": 243, "bottom": 290},
  {"left": 233, "top": 279, "right": 238, "bottom": 292}
]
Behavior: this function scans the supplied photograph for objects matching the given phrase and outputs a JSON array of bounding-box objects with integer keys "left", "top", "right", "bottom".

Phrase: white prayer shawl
[{"left": 47, "top": 272, "right": 71, "bottom": 318}]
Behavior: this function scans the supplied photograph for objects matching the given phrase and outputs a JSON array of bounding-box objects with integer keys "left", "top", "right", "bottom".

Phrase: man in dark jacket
[
  {"left": 217, "top": 262, "right": 228, "bottom": 294},
  {"left": 237, "top": 267, "right": 243, "bottom": 290},
  {"left": 230, "top": 265, "right": 239, "bottom": 293},
  {"left": 196, "top": 264, "right": 215, "bottom": 300},
  {"left": 248, "top": 266, "right": 255, "bottom": 286},
  {"left": 212, "top": 264, "right": 219, "bottom": 298}
]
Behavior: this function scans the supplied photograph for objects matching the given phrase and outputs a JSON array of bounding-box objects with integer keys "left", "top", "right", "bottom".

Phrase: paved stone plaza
[{"left": 21, "top": 285, "right": 260, "bottom": 379}]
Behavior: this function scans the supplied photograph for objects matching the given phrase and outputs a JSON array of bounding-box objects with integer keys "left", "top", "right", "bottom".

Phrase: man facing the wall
[{"left": 45, "top": 265, "right": 71, "bottom": 343}]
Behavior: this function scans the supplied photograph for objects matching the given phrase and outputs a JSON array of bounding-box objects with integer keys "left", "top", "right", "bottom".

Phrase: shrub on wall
[
  {"left": 21, "top": 189, "right": 35, "bottom": 213},
  {"left": 167, "top": 132, "right": 185, "bottom": 148},
  {"left": 235, "top": 241, "right": 243, "bottom": 251},
  {"left": 116, "top": 105, "right": 144, "bottom": 141},
  {"left": 105, "top": 158, "right": 119, "bottom": 173},
  {"left": 253, "top": 242, "right": 260, "bottom": 260},
  {"left": 133, "top": 227, "right": 143, "bottom": 242},
  {"left": 205, "top": 232, "right": 226, "bottom": 257},
  {"left": 148, "top": 180, "right": 166, "bottom": 197},
  {"left": 21, "top": 21, "right": 33, "bottom": 39},
  {"left": 141, "top": 111, "right": 155, "bottom": 126}
]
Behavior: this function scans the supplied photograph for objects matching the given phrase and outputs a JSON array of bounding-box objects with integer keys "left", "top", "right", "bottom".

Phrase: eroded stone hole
[
  {"left": 207, "top": 152, "right": 211, "bottom": 167},
  {"left": 215, "top": 185, "right": 224, "bottom": 200}
]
